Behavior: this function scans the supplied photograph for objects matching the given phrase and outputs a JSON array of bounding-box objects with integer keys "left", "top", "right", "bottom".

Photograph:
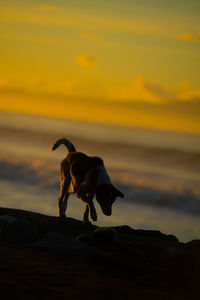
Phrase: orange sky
[{"left": 0, "top": 0, "right": 200, "bottom": 133}]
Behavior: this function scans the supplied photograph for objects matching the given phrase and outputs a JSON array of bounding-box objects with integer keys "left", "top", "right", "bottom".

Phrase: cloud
[
  {"left": 81, "top": 31, "right": 104, "bottom": 41},
  {"left": 108, "top": 76, "right": 200, "bottom": 104},
  {"left": 131, "top": 76, "right": 176, "bottom": 103},
  {"left": 141, "top": 78, "right": 175, "bottom": 101},
  {"left": 38, "top": 5, "right": 58, "bottom": 12},
  {"left": 0, "top": 6, "right": 176, "bottom": 40},
  {"left": 76, "top": 54, "right": 97, "bottom": 68},
  {"left": 108, "top": 76, "right": 175, "bottom": 103},
  {"left": 179, "top": 89, "right": 200, "bottom": 101},
  {"left": 179, "top": 34, "right": 200, "bottom": 42},
  {"left": 141, "top": 78, "right": 200, "bottom": 102},
  {"left": 1, "top": 77, "right": 200, "bottom": 107}
]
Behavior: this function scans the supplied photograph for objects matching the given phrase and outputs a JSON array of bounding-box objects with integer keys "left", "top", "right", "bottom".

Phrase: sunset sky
[{"left": 0, "top": 0, "right": 200, "bottom": 133}]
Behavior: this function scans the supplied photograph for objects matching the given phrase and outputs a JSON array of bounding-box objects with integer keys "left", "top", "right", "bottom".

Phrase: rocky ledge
[{"left": 0, "top": 207, "right": 199, "bottom": 300}]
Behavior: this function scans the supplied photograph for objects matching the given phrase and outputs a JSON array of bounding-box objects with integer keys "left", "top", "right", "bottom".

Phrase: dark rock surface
[
  {"left": 0, "top": 206, "right": 199, "bottom": 300},
  {"left": 92, "top": 227, "right": 117, "bottom": 243},
  {"left": 31, "top": 231, "right": 90, "bottom": 253},
  {"left": 3, "top": 219, "right": 39, "bottom": 243}
]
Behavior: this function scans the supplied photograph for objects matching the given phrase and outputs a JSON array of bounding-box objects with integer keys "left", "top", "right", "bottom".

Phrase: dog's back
[
  {"left": 52, "top": 138, "right": 104, "bottom": 193},
  {"left": 67, "top": 152, "right": 103, "bottom": 191},
  {"left": 68, "top": 152, "right": 103, "bottom": 173}
]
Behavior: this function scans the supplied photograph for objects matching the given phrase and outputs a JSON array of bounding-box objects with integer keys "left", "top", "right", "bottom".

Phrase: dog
[{"left": 52, "top": 138, "right": 124, "bottom": 223}]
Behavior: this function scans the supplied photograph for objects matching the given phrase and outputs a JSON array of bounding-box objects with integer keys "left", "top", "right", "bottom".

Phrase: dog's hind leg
[
  {"left": 58, "top": 191, "right": 69, "bottom": 217},
  {"left": 58, "top": 159, "right": 71, "bottom": 217}
]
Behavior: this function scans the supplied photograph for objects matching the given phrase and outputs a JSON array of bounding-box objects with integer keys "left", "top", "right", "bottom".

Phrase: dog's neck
[
  {"left": 96, "top": 165, "right": 111, "bottom": 185},
  {"left": 85, "top": 165, "right": 111, "bottom": 189}
]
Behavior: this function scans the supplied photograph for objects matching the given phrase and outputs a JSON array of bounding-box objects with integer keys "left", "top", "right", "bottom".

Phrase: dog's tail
[{"left": 51, "top": 138, "right": 76, "bottom": 153}]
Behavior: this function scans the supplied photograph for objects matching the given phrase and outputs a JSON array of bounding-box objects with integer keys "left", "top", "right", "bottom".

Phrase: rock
[
  {"left": 114, "top": 225, "right": 178, "bottom": 242},
  {"left": 31, "top": 232, "right": 111, "bottom": 261},
  {"left": 0, "top": 207, "right": 200, "bottom": 299},
  {"left": 134, "top": 229, "right": 179, "bottom": 242},
  {"left": 3, "top": 219, "right": 39, "bottom": 243},
  {"left": 76, "top": 233, "right": 93, "bottom": 245},
  {"left": 186, "top": 240, "right": 200, "bottom": 248},
  {"left": 0, "top": 216, "right": 19, "bottom": 237},
  {"left": 0, "top": 215, "right": 18, "bottom": 223},
  {"left": 31, "top": 232, "right": 91, "bottom": 254},
  {"left": 92, "top": 227, "right": 116, "bottom": 243},
  {"left": 114, "top": 225, "right": 135, "bottom": 234},
  {"left": 36, "top": 220, "right": 50, "bottom": 237}
]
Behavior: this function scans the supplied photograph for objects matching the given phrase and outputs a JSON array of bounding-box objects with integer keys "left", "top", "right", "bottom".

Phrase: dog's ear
[{"left": 112, "top": 186, "right": 124, "bottom": 198}]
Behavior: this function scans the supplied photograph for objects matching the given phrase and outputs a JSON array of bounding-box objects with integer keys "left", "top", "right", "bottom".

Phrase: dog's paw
[
  {"left": 83, "top": 219, "right": 91, "bottom": 225},
  {"left": 91, "top": 212, "right": 97, "bottom": 222},
  {"left": 59, "top": 213, "right": 66, "bottom": 218}
]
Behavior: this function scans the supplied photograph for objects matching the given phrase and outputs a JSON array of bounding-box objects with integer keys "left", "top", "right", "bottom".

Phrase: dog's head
[{"left": 95, "top": 184, "right": 124, "bottom": 216}]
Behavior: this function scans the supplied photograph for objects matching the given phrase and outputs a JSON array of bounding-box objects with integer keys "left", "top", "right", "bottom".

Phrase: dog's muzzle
[
  {"left": 104, "top": 211, "right": 112, "bottom": 216},
  {"left": 102, "top": 207, "right": 112, "bottom": 216}
]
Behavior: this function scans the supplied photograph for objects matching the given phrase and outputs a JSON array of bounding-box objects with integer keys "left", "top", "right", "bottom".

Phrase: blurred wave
[
  {"left": 0, "top": 156, "right": 58, "bottom": 189},
  {"left": 0, "top": 121, "right": 200, "bottom": 174}
]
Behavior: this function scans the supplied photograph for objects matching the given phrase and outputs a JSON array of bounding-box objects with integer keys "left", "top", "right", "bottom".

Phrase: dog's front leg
[
  {"left": 78, "top": 193, "right": 97, "bottom": 222},
  {"left": 83, "top": 196, "right": 97, "bottom": 222},
  {"left": 77, "top": 185, "right": 97, "bottom": 222},
  {"left": 87, "top": 197, "right": 97, "bottom": 222},
  {"left": 83, "top": 204, "right": 90, "bottom": 224}
]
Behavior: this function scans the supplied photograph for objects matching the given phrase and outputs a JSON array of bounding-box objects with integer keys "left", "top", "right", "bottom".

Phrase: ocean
[{"left": 0, "top": 110, "right": 200, "bottom": 241}]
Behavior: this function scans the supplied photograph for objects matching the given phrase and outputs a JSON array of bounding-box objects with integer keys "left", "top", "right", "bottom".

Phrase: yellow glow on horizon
[{"left": 0, "top": 91, "right": 199, "bottom": 134}]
